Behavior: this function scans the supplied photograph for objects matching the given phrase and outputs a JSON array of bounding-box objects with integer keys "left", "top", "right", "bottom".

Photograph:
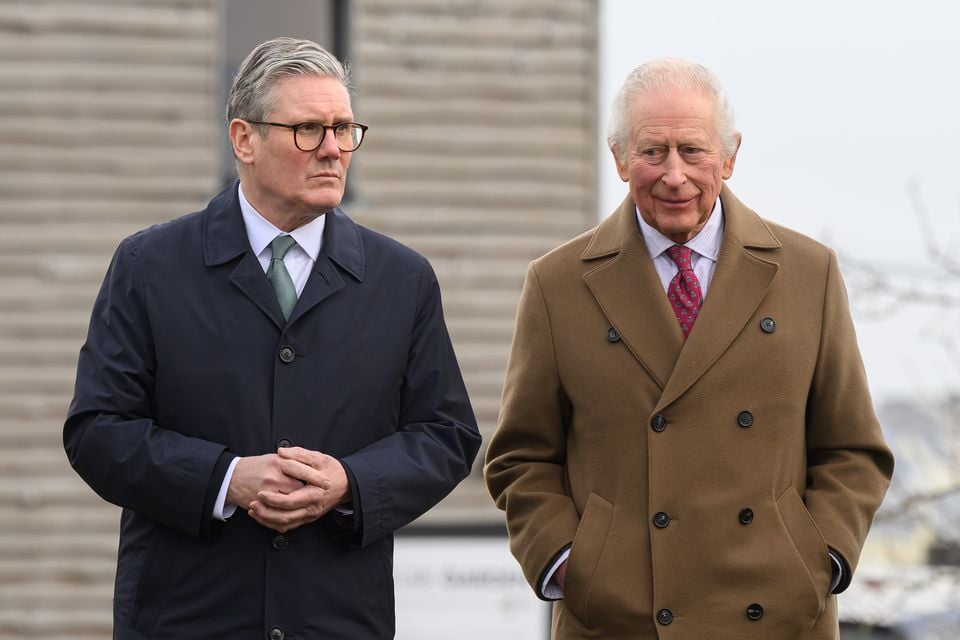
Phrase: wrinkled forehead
[
  {"left": 632, "top": 124, "right": 716, "bottom": 146},
  {"left": 627, "top": 89, "right": 721, "bottom": 139},
  {"left": 265, "top": 73, "right": 352, "bottom": 116},
  {"left": 628, "top": 86, "right": 718, "bottom": 120}
]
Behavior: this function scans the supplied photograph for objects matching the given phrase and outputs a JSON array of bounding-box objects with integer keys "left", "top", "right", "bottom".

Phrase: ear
[
  {"left": 229, "top": 119, "right": 258, "bottom": 166},
  {"left": 611, "top": 146, "right": 630, "bottom": 182},
  {"left": 722, "top": 133, "right": 742, "bottom": 180}
]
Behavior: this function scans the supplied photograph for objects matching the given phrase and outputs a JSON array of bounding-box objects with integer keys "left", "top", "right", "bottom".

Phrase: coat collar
[
  {"left": 581, "top": 184, "right": 781, "bottom": 407},
  {"left": 202, "top": 181, "right": 365, "bottom": 281},
  {"left": 581, "top": 184, "right": 780, "bottom": 261},
  {"left": 201, "top": 181, "right": 365, "bottom": 328}
]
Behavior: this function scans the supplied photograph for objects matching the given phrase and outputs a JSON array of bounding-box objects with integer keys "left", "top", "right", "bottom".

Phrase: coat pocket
[
  {"left": 775, "top": 486, "right": 832, "bottom": 620},
  {"left": 564, "top": 492, "right": 614, "bottom": 625},
  {"left": 130, "top": 528, "right": 177, "bottom": 636}
]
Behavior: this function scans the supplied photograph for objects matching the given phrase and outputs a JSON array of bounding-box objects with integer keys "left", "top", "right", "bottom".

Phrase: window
[{"left": 218, "top": 0, "right": 349, "bottom": 187}]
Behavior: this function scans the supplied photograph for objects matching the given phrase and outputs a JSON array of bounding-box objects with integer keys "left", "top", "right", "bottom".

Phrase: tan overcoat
[{"left": 485, "top": 186, "right": 894, "bottom": 640}]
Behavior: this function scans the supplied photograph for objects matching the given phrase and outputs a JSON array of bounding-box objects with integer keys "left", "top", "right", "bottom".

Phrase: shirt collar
[
  {"left": 636, "top": 197, "right": 724, "bottom": 261},
  {"left": 238, "top": 183, "right": 325, "bottom": 261}
]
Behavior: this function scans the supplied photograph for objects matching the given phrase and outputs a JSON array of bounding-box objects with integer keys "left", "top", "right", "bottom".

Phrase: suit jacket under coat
[
  {"left": 485, "top": 186, "right": 894, "bottom": 640},
  {"left": 64, "top": 182, "right": 481, "bottom": 639}
]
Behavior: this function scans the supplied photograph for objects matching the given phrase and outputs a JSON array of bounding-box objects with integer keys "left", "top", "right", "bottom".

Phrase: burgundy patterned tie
[{"left": 666, "top": 245, "right": 703, "bottom": 338}]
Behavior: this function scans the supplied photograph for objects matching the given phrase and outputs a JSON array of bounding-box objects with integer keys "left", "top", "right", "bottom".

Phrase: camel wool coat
[{"left": 485, "top": 186, "right": 894, "bottom": 640}]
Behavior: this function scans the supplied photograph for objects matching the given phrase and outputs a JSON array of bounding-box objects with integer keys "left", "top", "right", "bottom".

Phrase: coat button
[
  {"left": 272, "top": 534, "right": 288, "bottom": 550},
  {"left": 737, "top": 411, "right": 754, "bottom": 428},
  {"left": 746, "top": 603, "right": 764, "bottom": 620},
  {"left": 760, "top": 317, "right": 776, "bottom": 333},
  {"left": 276, "top": 437, "right": 292, "bottom": 449},
  {"left": 739, "top": 508, "right": 754, "bottom": 525},
  {"left": 653, "top": 512, "right": 671, "bottom": 528},
  {"left": 278, "top": 346, "right": 295, "bottom": 363},
  {"left": 650, "top": 415, "right": 667, "bottom": 432},
  {"left": 606, "top": 326, "right": 621, "bottom": 342},
  {"left": 268, "top": 627, "right": 285, "bottom": 640},
  {"left": 656, "top": 608, "right": 673, "bottom": 625}
]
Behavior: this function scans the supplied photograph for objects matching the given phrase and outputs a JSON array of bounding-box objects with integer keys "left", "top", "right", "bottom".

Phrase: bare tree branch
[
  {"left": 875, "top": 483, "right": 960, "bottom": 523},
  {"left": 908, "top": 177, "right": 960, "bottom": 277}
]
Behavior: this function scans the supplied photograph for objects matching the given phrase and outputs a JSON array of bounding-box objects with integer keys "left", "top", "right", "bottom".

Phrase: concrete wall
[
  {"left": 0, "top": 1, "right": 220, "bottom": 636},
  {"left": 349, "top": 0, "right": 598, "bottom": 521}
]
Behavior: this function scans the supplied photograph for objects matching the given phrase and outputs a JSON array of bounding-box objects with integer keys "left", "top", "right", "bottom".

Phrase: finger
[
  {"left": 277, "top": 458, "right": 331, "bottom": 488},
  {"left": 261, "top": 465, "right": 307, "bottom": 490},
  {"left": 258, "top": 485, "right": 326, "bottom": 510},
  {"left": 278, "top": 477, "right": 307, "bottom": 494},
  {"left": 247, "top": 501, "right": 285, "bottom": 532},
  {"left": 249, "top": 501, "right": 324, "bottom": 531},
  {"left": 255, "top": 490, "right": 298, "bottom": 510},
  {"left": 248, "top": 508, "right": 292, "bottom": 533},
  {"left": 276, "top": 446, "right": 315, "bottom": 464}
]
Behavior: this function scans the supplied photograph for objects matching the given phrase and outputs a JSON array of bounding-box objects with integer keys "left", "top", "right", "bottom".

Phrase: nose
[
  {"left": 314, "top": 127, "right": 342, "bottom": 159},
  {"left": 660, "top": 149, "right": 687, "bottom": 187}
]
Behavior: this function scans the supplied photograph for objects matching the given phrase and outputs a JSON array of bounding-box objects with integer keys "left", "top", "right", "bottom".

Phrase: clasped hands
[{"left": 226, "top": 446, "right": 350, "bottom": 533}]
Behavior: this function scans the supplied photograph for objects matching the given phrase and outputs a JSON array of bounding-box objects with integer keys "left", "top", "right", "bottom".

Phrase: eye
[
  {"left": 680, "top": 145, "right": 705, "bottom": 156},
  {"left": 640, "top": 146, "right": 666, "bottom": 161},
  {"left": 297, "top": 122, "right": 322, "bottom": 134}
]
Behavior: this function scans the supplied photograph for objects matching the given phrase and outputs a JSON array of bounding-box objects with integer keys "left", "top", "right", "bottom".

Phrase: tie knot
[
  {"left": 666, "top": 245, "right": 694, "bottom": 270},
  {"left": 269, "top": 234, "right": 297, "bottom": 260}
]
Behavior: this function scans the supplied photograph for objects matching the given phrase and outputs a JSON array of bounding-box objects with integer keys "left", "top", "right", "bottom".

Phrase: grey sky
[{"left": 598, "top": 0, "right": 960, "bottom": 400}]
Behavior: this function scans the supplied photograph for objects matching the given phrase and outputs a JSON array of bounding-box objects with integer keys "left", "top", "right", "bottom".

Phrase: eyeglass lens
[{"left": 295, "top": 123, "right": 364, "bottom": 152}]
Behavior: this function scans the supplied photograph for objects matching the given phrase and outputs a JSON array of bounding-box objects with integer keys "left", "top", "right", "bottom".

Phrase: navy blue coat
[{"left": 64, "top": 183, "right": 481, "bottom": 639}]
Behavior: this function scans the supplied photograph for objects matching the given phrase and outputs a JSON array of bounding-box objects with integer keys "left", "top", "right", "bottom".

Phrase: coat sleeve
[
  {"left": 804, "top": 250, "right": 894, "bottom": 591},
  {"left": 339, "top": 259, "right": 481, "bottom": 548},
  {"left": 63, "top": 238, "right": 230, "bottom": 539},
  {"left": 483, "top": 263, "right": 580, "bottom": 597}
]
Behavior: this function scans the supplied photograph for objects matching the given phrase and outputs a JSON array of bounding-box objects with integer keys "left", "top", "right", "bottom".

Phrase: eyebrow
[{"left": 637, "top": 130, "right": 710, "bottom": 142}]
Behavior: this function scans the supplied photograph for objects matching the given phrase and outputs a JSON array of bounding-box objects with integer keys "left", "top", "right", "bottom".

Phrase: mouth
[
  {"left": 655, "top": 196, "right": 697, "bottom": 208},
  {"left": 310, "top": 172, "right": 340, "bottom": 180}
]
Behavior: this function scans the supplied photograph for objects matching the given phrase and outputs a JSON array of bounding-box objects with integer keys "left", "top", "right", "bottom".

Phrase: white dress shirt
[
  {"left": 636, "top": 198, "right": 724, "bottom": 295},
  {"left": 212, "top": 183, "right": 326, "bottom": 520}
]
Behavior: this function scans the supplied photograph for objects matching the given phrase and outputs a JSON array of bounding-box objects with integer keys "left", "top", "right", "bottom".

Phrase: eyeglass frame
[{"left": 244, "top": 120, "right": 369, "bottom": 152}]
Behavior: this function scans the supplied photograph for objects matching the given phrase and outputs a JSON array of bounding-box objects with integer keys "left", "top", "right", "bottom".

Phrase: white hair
[{"left": 606, "top": 58, "right": 739, "bottom": 162}]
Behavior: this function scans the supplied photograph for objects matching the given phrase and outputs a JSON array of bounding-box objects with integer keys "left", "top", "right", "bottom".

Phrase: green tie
[{"left": 267, "top": 235, "right": 298, "bottom": 320}]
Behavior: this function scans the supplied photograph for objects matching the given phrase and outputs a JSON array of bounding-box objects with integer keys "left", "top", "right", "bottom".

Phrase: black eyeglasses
[{"left": 246, "top": 120, "right": 368, "bottom": 152}]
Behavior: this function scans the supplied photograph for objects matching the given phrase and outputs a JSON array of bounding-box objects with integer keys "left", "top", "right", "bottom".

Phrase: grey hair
[
  {"left": 606, "top": 58, "right": 739, "bottom": 162},
  {"left": 226, "top": 37, "right": 351, "bottom": 128}
]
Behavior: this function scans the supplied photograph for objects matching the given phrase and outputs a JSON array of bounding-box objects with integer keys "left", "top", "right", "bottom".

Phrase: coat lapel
[
  {"left": 655, "top": 185, "right": 782, "bottom": 411},
  {"left": 286, "top": 208, "right": 364, "bottom": 325},
  {"left": 202, "top": 183, "right": 366, "bottom": 329},
  {"left": 203, "top": 182, "right": 286, "bottom": 329},
  {"left": 582, "top": 196, "right": 684, "bottom": 389}
]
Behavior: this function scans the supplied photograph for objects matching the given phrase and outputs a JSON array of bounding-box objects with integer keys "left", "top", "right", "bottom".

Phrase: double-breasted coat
[
  {"left": 485, "top": 186, "right": 894, "bottom": 640},
  {"left": 64, "top": 182, "right": 481, "bottom": 639}
]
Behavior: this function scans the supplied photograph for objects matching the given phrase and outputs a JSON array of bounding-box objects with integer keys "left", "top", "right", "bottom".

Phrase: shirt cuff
[
  {"left": 212, "top": 456, "right": 241, "bottom": 521},
  {"left": 324, "top": 459, "right": 361, "bottom": 535},
  {"left": 828, "top": 549, "right": 843, "bottom": 594},
  {"left": 540, "top": 546, "right": 571, "bottom": 600}
]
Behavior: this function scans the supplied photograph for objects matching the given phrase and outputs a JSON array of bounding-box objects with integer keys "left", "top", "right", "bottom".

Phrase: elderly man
[
  {"left": 64, "top": 37, "right": 480, "bottom": 639},
  {"left": 485, "top": 59, "right": 893, "bottom": 639}
]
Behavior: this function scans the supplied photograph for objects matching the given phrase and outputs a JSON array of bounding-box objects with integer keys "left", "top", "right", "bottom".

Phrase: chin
[
  {"left": 304, "top": 193, "right": 344, "bottom": 212},
  {"left": 656, "top": 214, "right": 699, "bottom": 231}
]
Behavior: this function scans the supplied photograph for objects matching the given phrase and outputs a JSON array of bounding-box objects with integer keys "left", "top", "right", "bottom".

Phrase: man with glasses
[{"left": 64, "top": 37, "right": 480, "bottom": 639}]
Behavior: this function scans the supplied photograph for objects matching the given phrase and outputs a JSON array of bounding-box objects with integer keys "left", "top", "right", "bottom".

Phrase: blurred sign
[{"left": 394, "top": 529, "right": 550, "bottom": 640}]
